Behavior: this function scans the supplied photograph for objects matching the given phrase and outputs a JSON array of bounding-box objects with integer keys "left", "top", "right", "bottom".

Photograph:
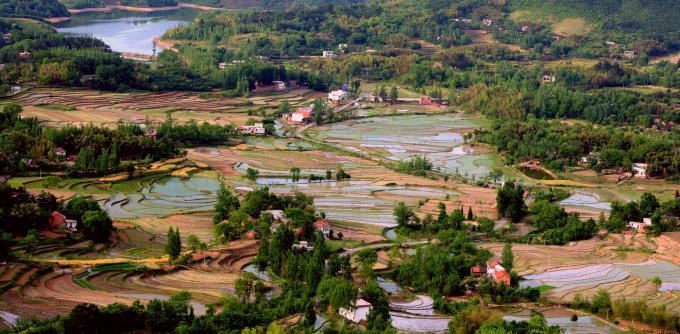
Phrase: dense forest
[{"left": 0, "top": 0, "right": 69, "bottom": 19}]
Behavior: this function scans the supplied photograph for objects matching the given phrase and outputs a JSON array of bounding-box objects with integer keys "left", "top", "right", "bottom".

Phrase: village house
[
  {"left": 360, "top": 92, "right": 381, "bottom": 102},
  {"left": 50, "top": 211, "right": 77, "bottom": 233},
  {"left": 322, "top": 50, "right": 337, "bottom": 58},
  {"left": 542, "top": 74, "right": 556, "bottom": 83},
  {"left": 239, "top": 123, "right": 266, "bottom": 135},
  {"left": 521, "top": 25, "right": 530, "bottom": 32},
  {"left": 54, "top": 147, "right": 67, "bottom": 159},
  {"left": 629, "top": 217, "right": 652, "bottom": 232},
  {"left": 265, "top": 209, "right": 285, "bottom": 221},
  {"left": 285, "top": 106, "right": 313, "bottom": 124},
  {"left": 419, "top": 96, "right": 434, "bottom": 105},
  {"left": 632, "top": 163, "right": 648, "bottom": 179},
  {"left": 292, "top": 240, "right": 314, "bottom": 251},
  {"left": 314, "top": 219, "right": 332, "bottom": 238},
  {"left": 486, "top": 260, "right": 511, "bottom": 285},
  {"left": 461, "top": 18, "right": 472, "bottom": 24},
  {"left": 482, "top": 19, "right": 494, "bottom": 26},
  {"left": 623, "top": 50, "right": 636, "bottom": 59},
  {"left": 19, "top": 51, "right": 30, "bottom": 59},
  {"left": 2, "top": 33, "right": 10, "bottom": 42},
  {"left": 10, "top": 85, "right": 21, "bottom": 94},
  {"left": 146, "top": 127, "right": 157, "bottom": 141},
  {"left": 218, "top": 62, "right": 226, "bottom": 69},
  {"left": 328, "top": 90, "right": 348, "bottom": 105},
  {"left": 339, "top": 299, "right": 372, "bottom": 323},
  {"left": 470, "top": 265, "right": 487, "bottom": 277},
  {"left": 605, "top": 41, "right": 617, "bottom": 48},
  {"left": 366, "top": 49, "right": 377, "bottom": 53}
]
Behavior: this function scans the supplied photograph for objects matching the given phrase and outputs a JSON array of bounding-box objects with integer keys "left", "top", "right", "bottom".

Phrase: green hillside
[
  {"left": 511, "top": 0, "right": 680, "bottom": 34},
  {"left": 0, "top": 0, "right": 70, "bottom": 19}
]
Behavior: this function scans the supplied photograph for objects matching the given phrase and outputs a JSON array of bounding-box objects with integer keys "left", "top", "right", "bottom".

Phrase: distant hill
[
  {"left": 183, "top": 0, "right": 365, "bottom": 8},
  {"left": 511, "top": 0, "right": 680, "bottom": 35},
  {"left": 0, "top": 0, "right": 70, "bottom": 19}
]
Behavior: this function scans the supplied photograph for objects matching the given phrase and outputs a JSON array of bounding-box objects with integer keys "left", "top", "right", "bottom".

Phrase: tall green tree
[
  {"left": 213, "top": 183, "right": 240, "bottom": 224},
  {"left": 501, "top": 242, "right": 513, "bottom": 271},
  {"left": 165, "top": 227, "right": 182, "bottom": 261}
]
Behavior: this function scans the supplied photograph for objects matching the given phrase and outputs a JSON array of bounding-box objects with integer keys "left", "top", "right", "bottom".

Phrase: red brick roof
[
  {"left": 494, "top": 271, "right": 511, "bottom": 285},
  {"left": 314, "top": 220, "right": 331, "bottom": 229},
  {"left": 471, "top": 265, "right": 487, "bottom": 274}
]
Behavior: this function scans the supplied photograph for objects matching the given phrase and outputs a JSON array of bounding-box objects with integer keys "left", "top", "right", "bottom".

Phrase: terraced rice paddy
[
  {"left": 310, "top": 114, "right": 499, "bottom": 179},
  {"left": 103, "top": 175, "right": 221, "bottom": 219},
  {"left": 189, "top": 145, "right": 488, "bottom": 226},
  {"left": 13, "top": 88, "right": 317, "bottom": 128},
  {"left": 559, "top": 192, "right": 612, "bottom": 212},
  {"left": 388, "top": 295, "right": 450, "bottom": 333},
  {"left": 503, "top": 313, "right": 612, "bottom": 334}
]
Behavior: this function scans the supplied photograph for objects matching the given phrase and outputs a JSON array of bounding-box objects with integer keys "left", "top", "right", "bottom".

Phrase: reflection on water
[{"left": 56, "top": 9, "right": 197, "bottom": 55}]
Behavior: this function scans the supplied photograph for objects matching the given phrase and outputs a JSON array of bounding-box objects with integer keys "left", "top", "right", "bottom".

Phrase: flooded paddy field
[
  {"left": 486, "top": 235, "right": 680, "bottom": 314},
  {"left": 188, "top": 145, "right": 488, "bottom": 227},
  {"left": 309, "top": 114, "right": 501, "bottom": 180}
]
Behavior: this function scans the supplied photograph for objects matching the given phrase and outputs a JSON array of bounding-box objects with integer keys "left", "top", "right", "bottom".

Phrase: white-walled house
[{"left": 339, "top": 299, "right": 372, "bottom": 323}]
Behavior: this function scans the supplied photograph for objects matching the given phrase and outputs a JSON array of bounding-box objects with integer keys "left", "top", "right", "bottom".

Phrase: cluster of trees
[
  {"left": 477, "top": 118, "right": 680, "bottom": 179},
  {"left": 0, "top": 183, "right": 58, "bottom": 236},
  {"left": 395, "top": 156, "right": 432, "bottom": 176},
  {"left": 119, "top": 0, "right": 178, "bottom": 7},
  {"left": 394, "top": 230, "right": 491, "bottom": 296},
  {"left": 496, "top": 181, "right": 527, "bottom": 223},
  {"left": 0, "top": 0, "right": 69, "bottom": 19},
  {"left": 63, "top": 196, "right": 113, "bottom": 242},
  {"left": 606, "top": 192, "right": 680, "bottom": 234},
  {"left": 0, "top": 183, "right": 114, "bottom": 260},
  {"left": 0, "top": 103, "right": 240, "bottom": 176},
  {"left": 527, "top": 200, "right": 598, "bottom": 245},
  {"left": 212, "top": 185, "right": 317, "bottom": 242},
  {"left": 0, "top": 19, "right": 335, "bottom": 94},
  {"left": 59, "top": 0, "right": 104, "bottom": 9}
]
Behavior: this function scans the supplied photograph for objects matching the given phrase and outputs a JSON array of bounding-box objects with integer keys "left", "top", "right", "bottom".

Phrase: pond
[
  {"left": 56, "top": 9, "right": 197, "bottom": 55},
  {"left": 519, "top": 166, "right": 554, "bottom": 180},
  {"left": 242, "top": 264, "right": 271, "bottom": 281}
]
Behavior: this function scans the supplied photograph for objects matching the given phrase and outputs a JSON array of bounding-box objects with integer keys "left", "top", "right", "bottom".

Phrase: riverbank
[
  {"left": 152, "top": 38, "right": 179, "bottom": 52},
  {"left": 66, "top": 2, "right": 220, "bottom": 15}
]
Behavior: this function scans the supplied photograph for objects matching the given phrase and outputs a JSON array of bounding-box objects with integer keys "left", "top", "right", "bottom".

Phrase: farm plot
[
  {"left": 102, "top": 173, "right": 221, "bottom": 219},
  {"left": 188, "top": 146, "right": 465, "bottom": 227},
  {"left": 13, "top": 88, "right": 315, "bottom": 128},
  {"left": 388, "top": 295, "right": 450, "bottom": 333},
  {"left": 309, "top": 114, "right": 501, "bottom": 180}
]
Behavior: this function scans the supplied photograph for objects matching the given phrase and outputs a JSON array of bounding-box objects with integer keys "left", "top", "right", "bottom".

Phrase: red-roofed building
[
  {"left": 470, "top": 265, "right": 487, "bottom": 277},
  {"left": 285, "top": 106, "right": 313, "bottom": 124},
  {"left": 49, "top": 211, "right": 77, "bottom": 232},
  {"left": 50, "top": 211, "right": 66, "bottom": 229},
  {"left": 494, "top": 271, "right": 511, "bottom": 285},
  {"left": 54, "top": 147, "right": 66, "bottom": 158},
  {"left": 314, "top": 219, "right": 331, "bottom": 238}
]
